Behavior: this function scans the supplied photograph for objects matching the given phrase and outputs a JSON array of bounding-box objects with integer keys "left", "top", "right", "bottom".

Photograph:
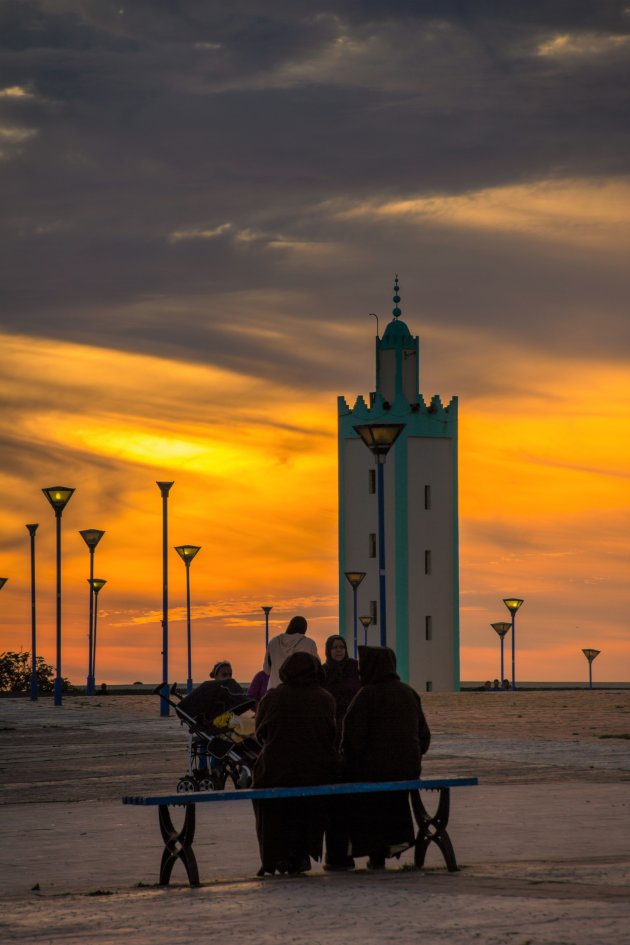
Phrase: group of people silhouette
[{"left": 200, "top": 615, "right": 431, "bottom": 876}]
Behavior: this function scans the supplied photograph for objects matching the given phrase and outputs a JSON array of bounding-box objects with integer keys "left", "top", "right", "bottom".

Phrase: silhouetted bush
[{"left": 0, "top": 650, "right": 73, "bottom": 693}]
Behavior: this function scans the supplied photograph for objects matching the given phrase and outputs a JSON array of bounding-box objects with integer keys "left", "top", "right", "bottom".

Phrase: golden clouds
[
  {"left": 537, "top": 33, "right": 630, "bottom": 58},
  {"left": 336, "top": 178, "right": 630, "bottom": 254}
]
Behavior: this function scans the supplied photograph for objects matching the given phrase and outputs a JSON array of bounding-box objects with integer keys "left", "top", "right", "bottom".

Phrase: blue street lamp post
[
  {"left": 42, "top": 487, "right": 75, "bottom": 706},
  {"left": 175, "top": 545, "right": 202, "bottom": 694},
  {"left": 79, "top": 529, "right": 105, "bottom": 695},
  {"left": 353, "top": 423, "right": 405, "bottom": 647},
  {"left": 26, "top": 524, "right": 39, "bottom": 700},
  {"left": 262, "top": 606, "right": 273, "bottom": 649},
  {"left": 359, "top": 614, "right": 372, "bottom": 647},
  {"left": 88, "top": 579, "right": 107, "bottom": 685},
  {"left": 491, "top": 621, "right": 511, "bottom": 686},
  {"left": 344, "top": 571, "right": 366, "bottom": 658},
  {"left": 502, "top": 598, "right": 524, "bottom": 690},
  {"left": 156, "top": 482, "right": 174, "bottom": 716},
  {"left": 582, "top": 648, "right": 601, "bottom": 690}
]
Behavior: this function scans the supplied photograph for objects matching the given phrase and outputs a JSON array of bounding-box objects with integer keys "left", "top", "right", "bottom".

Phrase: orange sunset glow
[{"left": 1, "top": 326, "right": 628, "bottom": 686}]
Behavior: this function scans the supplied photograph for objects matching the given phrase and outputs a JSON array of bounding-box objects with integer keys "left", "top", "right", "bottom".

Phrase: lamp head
[
  {"left": 503, "top": 598, "right": 524, "bottom": 614},
  {"left": 79, "top": 529, "right": 105, "bottom": 550},
  {"left": 262, "top": 606, "right": 273, "bottom": 615},
  {"left": 353, "top": 423, "right": 405, "bottom": 461},
  {"left": 89, "top": 578, "right": 107, "bottom": 593},
  {"left": 491, "top": 621, "right": 511, "bottom": 638},
  {"left": 0, "top": 577, "right": 8, "bottom": 591},
  {"left": 26, "top": 523, "right": 39, "bottom": 537},
  {"left": 344, "top": 571, "right": 366, "bottom": 589},
  {"left": 42, "top": 486, "right": 75, "bottom": 513},
  {"left": 175, "top": 544, "right": 201, "bottom": 565},
  {"left": 582, "top": 648, "right": 601, "bottom": 663},
  {"left": 156, "top": 481, "right": 174, "bottom": 498},
  {"left": 359, "top": 615, "right": 372, "bottom": 628}
]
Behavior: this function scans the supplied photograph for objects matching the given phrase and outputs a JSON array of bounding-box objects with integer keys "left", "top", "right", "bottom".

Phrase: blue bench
[{"left": 122, "top": 776, "right": 478, "bottom": 886}]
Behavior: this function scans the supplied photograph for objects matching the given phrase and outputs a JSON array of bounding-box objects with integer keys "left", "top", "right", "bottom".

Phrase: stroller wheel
[
  {"left": 236, "top": 766, "right": 252, "bottom": 789},
  {"left": 196, "top": 774, "right": 217, "bottom": 792},
  {"left": 176, "top": 776, "right": 198, "bottom": 793}
]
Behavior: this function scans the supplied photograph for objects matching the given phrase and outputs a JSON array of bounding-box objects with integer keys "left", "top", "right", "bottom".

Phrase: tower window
[
  {"left": 426, "top": 681, "right": 433, "bottom": 692},
  {"left": 425, "top": 550, "right": 432, "bottom": 574},
  {"left": 370, "top": 600, "right": 378, "bottom": 625},
  {"left": 425, "top": 616, "right": 432, "bottom": 641},
  {"left": 369, "top": 533, "right": 376, "bottom": 558},
  {"left": 369, "top": 469, "right": 376, "bottom": 494},
  {"left": 424, "top": 485, "right": 431, "bottom": 510}
]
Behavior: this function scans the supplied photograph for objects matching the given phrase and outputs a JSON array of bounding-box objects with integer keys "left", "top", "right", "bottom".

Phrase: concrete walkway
[{"left": 1, "top": 692, "right": 628, "bottom": 944}]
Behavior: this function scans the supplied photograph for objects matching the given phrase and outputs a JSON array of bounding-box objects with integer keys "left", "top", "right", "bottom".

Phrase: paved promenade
[{"left": 1, "top": 690, "right": 628, "bottom": 944}]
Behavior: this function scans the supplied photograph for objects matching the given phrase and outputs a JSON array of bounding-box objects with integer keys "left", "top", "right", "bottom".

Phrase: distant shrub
[{"left": 0, "top": 650, "right": 73, "bottom": 693}]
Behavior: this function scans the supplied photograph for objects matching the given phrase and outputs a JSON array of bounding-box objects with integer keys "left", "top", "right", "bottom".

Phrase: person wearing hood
[
  {"left": 252, "top": 651, "right": 337, "bottom": 876},
  {"left": 263, "top": 615, "right": 318, "bottom": 690},
  {"left": 322, "top": 635, "right": 361, "bottom": 746},
  {"left": 340, "top": 645, "right": 431, "bottom": 870}
]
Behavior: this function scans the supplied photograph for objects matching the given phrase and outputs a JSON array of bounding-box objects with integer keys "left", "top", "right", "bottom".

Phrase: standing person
[
  {"left": 322, "top": 634, "right": 361, "bottom": 871},
  {"left": 322, "top": 635, "right": 361, "bottom": 747},
  {"left": 263, "top": 615, "right": 318, "bottom": 690},
  {"left": 341, "top": 645, "right": 431, "bottom": 870},
  {"left": 252, "top": 651, "right": 337, "bottom": 876}
]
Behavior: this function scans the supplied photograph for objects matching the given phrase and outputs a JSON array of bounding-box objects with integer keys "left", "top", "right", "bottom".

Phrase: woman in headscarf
[
  {"left": 341, "top": 645, "right": 431, "bottom": 870},
  {"left": 322, "top": 634, "right": 361, "bottom": 870},
  {"left": 323, "top": 635, "right": 361, "bottom": 746},
  {"left": 252, "top": 651, "right": 337, "bottom": 876}
]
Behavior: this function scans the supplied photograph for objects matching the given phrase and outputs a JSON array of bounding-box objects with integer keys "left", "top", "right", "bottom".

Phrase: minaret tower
[{"left": 337, "top": 277, "right": 459, "bottom": 692}]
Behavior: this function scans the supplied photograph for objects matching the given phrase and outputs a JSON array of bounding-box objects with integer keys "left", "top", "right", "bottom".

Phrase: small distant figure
[
  {"left": 100, "top": 682, "right": 107, "bottom": 694},
  {"left": 263, "top": 615, "right": 318, "bottom": 690},
  {"left": 483, "top": 680, "right": 492, "bottom": 691},
  {"left": 247, "top": 667, "right": 270, "bottom": 706},
  {"left": 493, "top": 679, "right": 501, "bottom": 690},
  {"left": 502, "top": 678, "right": 511, "bottom": 690}
]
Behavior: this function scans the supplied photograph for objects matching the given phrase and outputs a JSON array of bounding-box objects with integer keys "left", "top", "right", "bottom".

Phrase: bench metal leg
[
  {"left": 410, "top": 788, "right": 458, "bottom": 872},
  {"left": 158, "top": 804, "right": 200, "bottom": 887}
]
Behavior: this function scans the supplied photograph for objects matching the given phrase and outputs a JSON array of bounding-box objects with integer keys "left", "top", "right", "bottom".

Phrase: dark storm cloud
[{"left": 1, "top": 0, "right": 629, "bottom": 382}]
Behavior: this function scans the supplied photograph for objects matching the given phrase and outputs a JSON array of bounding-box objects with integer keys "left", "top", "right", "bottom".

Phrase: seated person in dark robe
[
  {"left": 340, "top": 645, "right": 431, "bottom": 870},
  {"left": 177, "top": 661, "right": 246, "bottom": 727},
  {"left": 252, "top": 651, "right": 337, "bottom": 876}
]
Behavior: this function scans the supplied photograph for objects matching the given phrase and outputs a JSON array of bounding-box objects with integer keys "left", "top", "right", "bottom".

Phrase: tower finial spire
[{"left": 392, "top": 274, "right": 401, "bottom": 319}]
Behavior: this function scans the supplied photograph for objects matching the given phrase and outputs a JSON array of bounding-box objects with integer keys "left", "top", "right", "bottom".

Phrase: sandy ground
[{"left": 0, "top": 690, "right": 629, "bottom": 944}]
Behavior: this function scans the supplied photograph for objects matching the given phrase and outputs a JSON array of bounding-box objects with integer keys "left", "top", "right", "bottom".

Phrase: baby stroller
[{"left": 157, "top": 681, "right": 260, "bottom": 793}]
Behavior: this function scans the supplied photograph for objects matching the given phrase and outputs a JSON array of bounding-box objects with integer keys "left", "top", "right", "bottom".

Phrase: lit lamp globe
[{"left": 359, "top": 614, "right": 372, "bottom": 646}]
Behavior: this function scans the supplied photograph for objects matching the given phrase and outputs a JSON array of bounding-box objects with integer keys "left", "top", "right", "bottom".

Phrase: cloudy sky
[{"left": 1, "top": 0, "right": 629, "bottom": 685}]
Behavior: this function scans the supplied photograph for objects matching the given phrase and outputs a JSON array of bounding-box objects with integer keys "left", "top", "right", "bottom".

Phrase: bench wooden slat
[{"left": 122, "top": 776, "right": 478, "bottom": 806}]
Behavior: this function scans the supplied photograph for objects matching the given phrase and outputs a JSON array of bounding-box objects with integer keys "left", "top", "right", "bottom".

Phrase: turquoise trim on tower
[{"left": 394, "top": 430, "right": 410, "bottom": 681}]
